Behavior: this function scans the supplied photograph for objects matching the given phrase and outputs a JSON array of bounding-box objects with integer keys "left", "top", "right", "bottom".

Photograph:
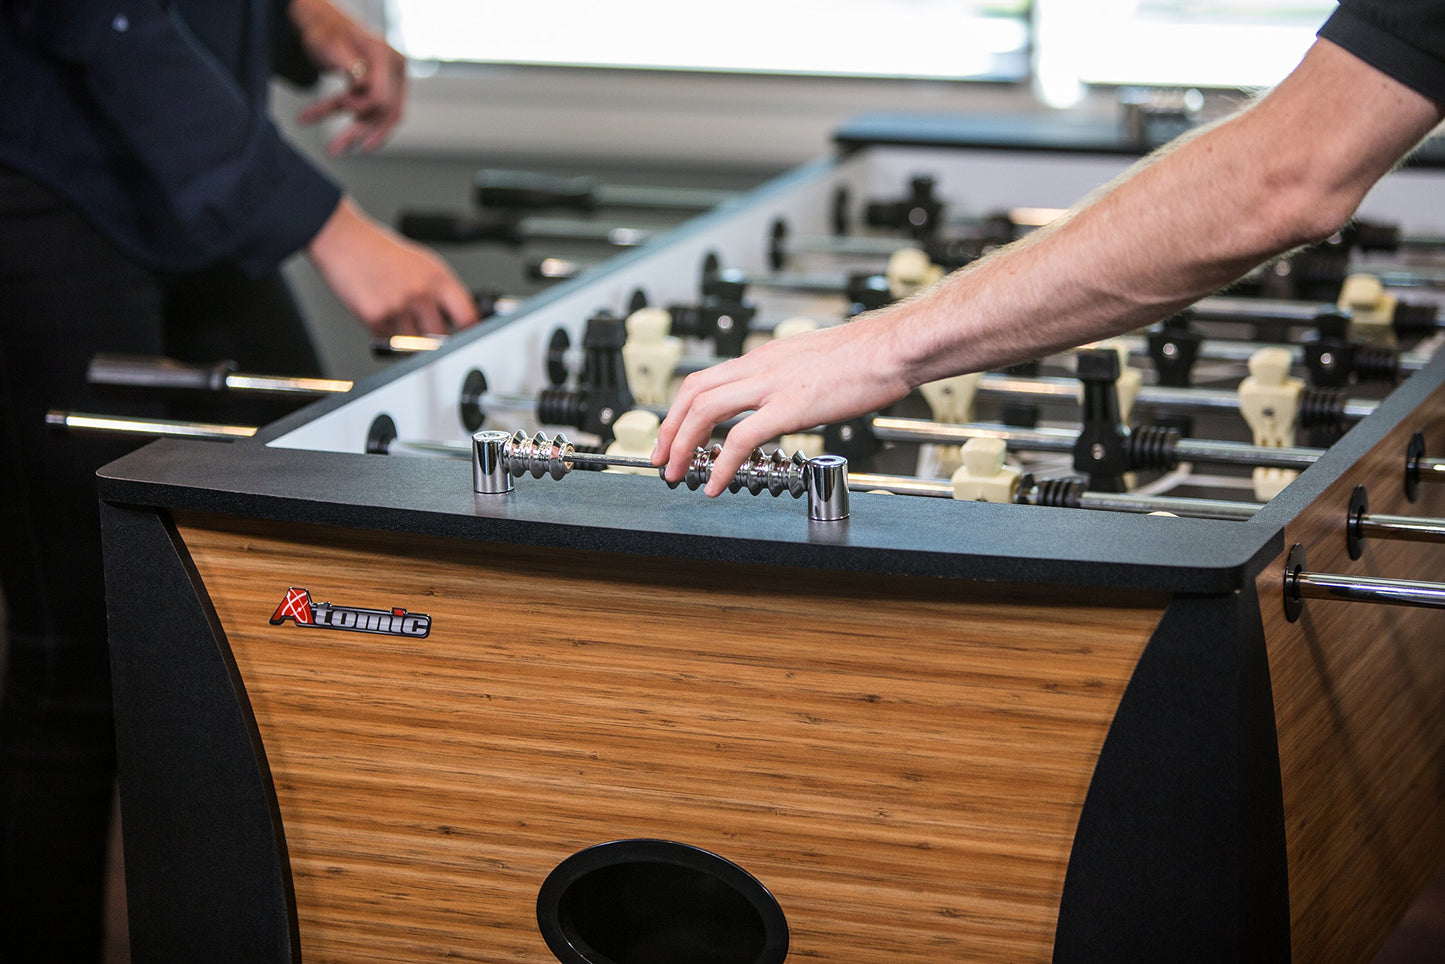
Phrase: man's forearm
[{"left": 886, "top": 38, "right": 1444, "bottom": 389}]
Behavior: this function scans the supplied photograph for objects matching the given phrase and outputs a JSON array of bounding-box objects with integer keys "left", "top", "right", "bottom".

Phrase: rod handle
[
  {"left": 474, "top": 170, "right": 597, "bottom": 213},
  {"left": 88, "top": 353, "right": 236, "bottom": 393},
  {"left": 396, "top": 211, "right": 522, "bottom": 246}
]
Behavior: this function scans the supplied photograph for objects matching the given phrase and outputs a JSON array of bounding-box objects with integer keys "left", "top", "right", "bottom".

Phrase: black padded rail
[{"left": 99, "top": 438, "right": 1261, "bottom": 596}]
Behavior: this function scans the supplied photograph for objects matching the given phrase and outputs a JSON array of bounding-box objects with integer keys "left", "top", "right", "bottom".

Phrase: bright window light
[
  {"left": 385, "top": 0, "right": 1031, "bottom": 81},
  {"left": 1036, "top": 0, "right": 1335, "bottom": 95}
]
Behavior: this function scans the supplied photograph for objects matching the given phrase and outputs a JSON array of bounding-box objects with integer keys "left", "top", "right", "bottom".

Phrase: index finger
[
  {"left": 298, "top": 93, "right": 348, "bottom": 126},
  {"left": 652, "top": 362, "right": 739, "bottom": 473},
  {"left": 659, "top": 376, "right": 769, "bottom": 490},
  {"left": 439, "top": 278, "right": 480, "bottom": 329}
]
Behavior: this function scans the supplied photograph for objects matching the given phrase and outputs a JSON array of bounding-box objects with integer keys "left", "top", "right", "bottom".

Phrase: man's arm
[
  {"left": 284, "top": 0, "right": 477, "bottom": 334},
  {"left": 653, "top": 39, "right": 1445, "bottom": 494}
]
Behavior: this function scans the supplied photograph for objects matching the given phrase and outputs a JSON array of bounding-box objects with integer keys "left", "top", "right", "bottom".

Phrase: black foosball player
[
  {"left": 0, "top": 1, "right": 479, "bottom": 958},
  {"left": 653, "top": 4, "right": 1445, "bottom": 495}
]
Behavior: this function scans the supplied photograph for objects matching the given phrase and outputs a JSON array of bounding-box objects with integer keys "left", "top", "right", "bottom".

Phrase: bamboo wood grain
[
  {"left": 1255, "top": 386, "right": 1445, "bottom": 964},
  {"left": 176, "top": 513, "right": 1166, "bottom": 963}
]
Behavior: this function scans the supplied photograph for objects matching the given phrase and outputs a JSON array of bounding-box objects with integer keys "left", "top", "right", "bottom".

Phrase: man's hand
[
  {"left": 289, "top": 0, "right": 408, "bottom": 154},
  {"left": 308, "top": 197, "right": 479, "bottom": 338},
  {"left": 652, "top": 313, "right": 913, "bottom": 495}
]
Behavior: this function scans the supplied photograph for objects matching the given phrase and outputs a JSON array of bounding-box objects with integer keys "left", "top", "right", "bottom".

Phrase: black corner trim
[
  {"left": 1053, "top": 589, "right": 1289, "bottom": 962},
  {"left": 103, "top": 503, "right": 300, "bottom": 962}
]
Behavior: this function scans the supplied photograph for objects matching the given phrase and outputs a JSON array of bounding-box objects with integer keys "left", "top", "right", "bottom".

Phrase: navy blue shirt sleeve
[
  {"left": 0, "top": 0, "right": 340, "bottom": 276},
  {"left": 1319, "top": 1, "right": 1445, "bottom": 103}
]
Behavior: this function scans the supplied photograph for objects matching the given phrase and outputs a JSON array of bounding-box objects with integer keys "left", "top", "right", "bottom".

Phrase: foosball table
[{"left": 97, "top": 115, "right": 1445, "bottom": 963}]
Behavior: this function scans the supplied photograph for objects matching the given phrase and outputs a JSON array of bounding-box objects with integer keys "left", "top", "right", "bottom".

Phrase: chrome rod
[
  {"left": 779, "top": 209, "right": 1061, "bottom": 262},
  {"left": 373, "top": 334, "right": 448, "bottom": 355},
  {"left": 847, "top": 473, "right": 952, "bottom": 498},
  {"left": 400, "top": 210, "right": 671, "bottom": 249},
  {"left": 1292, "top": 571, "right": 1445, "bottom": 609},
  {"left": 561, "top": 449, "right": 655, "bottom": 471},
  {"left": 1348, "top": 483, "right": 1445, "bottom": 558},
  {"left": 591, "top": 183, "right": 736, "bottom": 211},
  {"left": 781, "top": 235, "right": 923, "bottom": 259},
  {"left": 717, "top": 268, "right": 860, "bottom": 293},
  {"left": 514, "top": 216, "right": 671, "bottom": 247},
  {"left": 88, "top": 354, "right": 353, "bottom": 397},
  {"left": 1351, "top": 262, "right": 1445, "bottom": 287},
  {"left": 1194, "top": 293, "right": 1441, "bottom": 332},
  {"left": 471, "top": 391, "right": 549, "bottom": 414},
  {"left": 871, "top": 417, "right": 1078, "bottom": 453},
  {"left": 1192, "top": 296, "right": 1338, "bottom": 323},
  {"left": 1171, "top": 438, "right": 1324, "bottom": 471},
  {"left": 222, "top": 373, "right": 352, "bottom": 396},
  {"left": 1117, "top": 334, "right": 1416, "bottom": 369},
  {"left": 1399, "top": 232, "right": 1445, "bottom": 248},
  {"left": 870, "top": 416, "right": 1326, "bottom": 471},
  {"left": 45, "top": 410, "right": 255, "bottom": 440},
  {"left": 474, "top": 171, "right": 735, "bottom": 214},
  {"left": 388, "top": 431, "right": 657, "bottom": 462},
  {"left": 977, "top": 373, "right": 1377, "bottom": 419},
  {"left": 1356, "top": 514, "right": 1445, "bottom": 544},
  {"left": 850, "top": 471, "right": 1259, "bottom": 519},
  {"left": 1076, "top": 492, "right": 1261, "bottom": 520},
  {"left": 1285, "top": 542, "right": 1445, "bottom": 621},
  {"left": 527, "top": 256, "right": 594, "bottom": 281}
]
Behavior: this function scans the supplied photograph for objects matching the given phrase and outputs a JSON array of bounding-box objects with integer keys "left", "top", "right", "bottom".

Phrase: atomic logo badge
[{"left": 269, "top": 587, "right": 432, "bottom": 638}]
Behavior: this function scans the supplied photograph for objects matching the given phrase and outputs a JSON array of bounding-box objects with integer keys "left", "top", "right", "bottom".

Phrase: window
[
  {"left": 384, "top": 0, "right": 1032, "bottom": 82},
  {"left": 1035, "top": 0, "right": 1335, "bottom": 105}
]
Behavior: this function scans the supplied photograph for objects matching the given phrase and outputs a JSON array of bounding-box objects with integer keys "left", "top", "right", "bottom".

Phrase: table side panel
[{"left": 175, "top": 513, "right": 1167, "bottom": 963}]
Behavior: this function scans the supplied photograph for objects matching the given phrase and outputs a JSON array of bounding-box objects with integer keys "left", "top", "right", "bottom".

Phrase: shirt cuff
[
  {"left": 228, "top": 145, "right": 342, "bottom": 277},
  {"left": 1319, "top": 6, "right": 1445, "bottom": 104}
]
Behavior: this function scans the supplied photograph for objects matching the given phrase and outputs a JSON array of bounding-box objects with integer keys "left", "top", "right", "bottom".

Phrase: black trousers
[{"left": 0, "top": 166, "right": 323, "bottom": 962}]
